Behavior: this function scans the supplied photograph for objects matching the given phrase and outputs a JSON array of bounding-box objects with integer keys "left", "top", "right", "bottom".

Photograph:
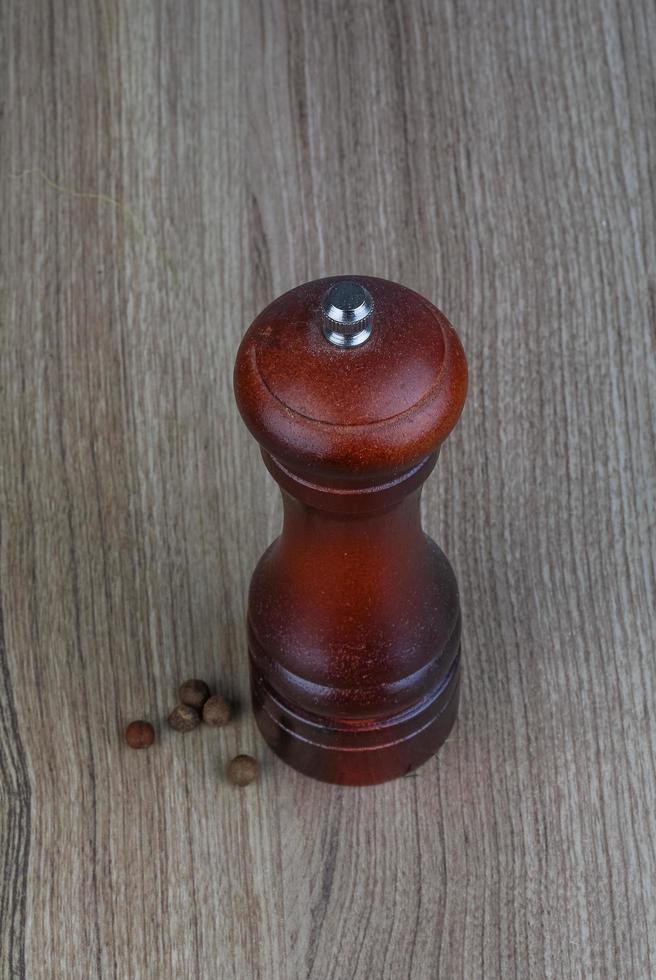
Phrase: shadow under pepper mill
[{"left": 234, "top": 276, "right": 467, "bottom": 785}]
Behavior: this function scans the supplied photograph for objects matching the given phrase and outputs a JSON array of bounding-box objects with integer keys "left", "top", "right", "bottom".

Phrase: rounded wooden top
[{"left": 234, "top": 276, "right": 467, "bottom": 483}]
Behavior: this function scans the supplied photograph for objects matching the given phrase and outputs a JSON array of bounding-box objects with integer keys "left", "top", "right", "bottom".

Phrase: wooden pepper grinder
[{"left": 234, "top": 276, "right": 467, "bottom": 785}]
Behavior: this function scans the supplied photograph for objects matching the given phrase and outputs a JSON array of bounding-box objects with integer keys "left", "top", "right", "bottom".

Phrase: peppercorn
[
  {"left": 202, "top": 694, "right": 231, "bottom": 727},
  {"left": 168, "top": 704, "right": 201, "bottom": 732},
  {"left": 125, "top": 720, "right": 155, "bottom": 749},
  {"left": 178, "top": 678, "right": 210, "bottom": 710},
  {"left": 227, "top": 754, "right": 258, "bottom": 786}
]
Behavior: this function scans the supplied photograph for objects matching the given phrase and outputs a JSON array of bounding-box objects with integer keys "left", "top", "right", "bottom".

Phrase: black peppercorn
[
  {"left": 168, "top": 704, "right": 201, "bottom": 732},
  {"left": 178, "top": 678, "right": 210, "bottom": 710},
  {"left": 125, "top": 720, "right": 155, "bottom": 749},
  {"left": 227, "top": 754, "right": 258, "bottom": 786},
  {"left": 202, "top": 694, "right": 231, "bottom": 727}
]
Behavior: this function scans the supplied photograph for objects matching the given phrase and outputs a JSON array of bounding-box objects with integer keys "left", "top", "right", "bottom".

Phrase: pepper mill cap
[{"left": 234, "top": 275, "right": 467, "bottom": 483}]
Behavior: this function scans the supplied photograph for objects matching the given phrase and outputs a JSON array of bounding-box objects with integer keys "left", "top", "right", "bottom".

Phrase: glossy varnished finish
[
  {"left": 235, "top": 277, "right": 466, "bottom": 784},
  {"left": 235, "top": 276, "right": 467, "bottom": 481},
  {"left": 249, "top": 459, "right": 462, "bottom": 785}
]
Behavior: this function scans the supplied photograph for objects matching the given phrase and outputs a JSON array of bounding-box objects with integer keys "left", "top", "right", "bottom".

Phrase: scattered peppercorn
[
  {"left": 125, "top": 720, "right": 155, "bottom": 749},
  {"left": 227, "top": 754, "right": 258, "bottom": 786},
  {"left": 202, "top": 694, "right": 231, "bottom": 727},
  {"left": 168, "top": 704, "right": 201, "bottom": 732},
  {"left": 178, "top": 678, "right": 210, "bottom": 710}
]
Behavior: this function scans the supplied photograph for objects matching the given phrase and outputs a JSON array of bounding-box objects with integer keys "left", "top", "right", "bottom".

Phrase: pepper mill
[{"left": 234, "top": 276, "right": 467, "bottom": 785}]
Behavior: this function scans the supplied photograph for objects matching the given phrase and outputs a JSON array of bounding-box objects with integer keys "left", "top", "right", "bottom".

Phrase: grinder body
[{"left": 234, "top": 276, "right": 467, "bottom": 785}]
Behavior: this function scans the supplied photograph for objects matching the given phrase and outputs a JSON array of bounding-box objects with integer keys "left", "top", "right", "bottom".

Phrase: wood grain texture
[{"left": 1, "top": 0, "right": 654, "bottom": 977}]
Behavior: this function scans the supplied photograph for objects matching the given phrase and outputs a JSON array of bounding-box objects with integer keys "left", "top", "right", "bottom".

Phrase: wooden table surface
[{"left": 1, "top": 2, "right": 654, "bottom": 977}]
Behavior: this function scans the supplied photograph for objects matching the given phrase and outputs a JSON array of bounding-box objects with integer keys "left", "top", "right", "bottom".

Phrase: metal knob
[{"left": 321, "top": 280, "right": 374, "bottom": 348}]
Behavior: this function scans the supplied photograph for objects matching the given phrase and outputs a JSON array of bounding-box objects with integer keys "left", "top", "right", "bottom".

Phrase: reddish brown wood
[{"left": 234, "top": 276, "right": 467, "bottom": 785}]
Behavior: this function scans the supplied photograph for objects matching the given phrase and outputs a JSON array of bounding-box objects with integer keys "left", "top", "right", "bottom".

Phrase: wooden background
[{"left": 1, "top": 1, "right": 654, "bottom": 977}]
